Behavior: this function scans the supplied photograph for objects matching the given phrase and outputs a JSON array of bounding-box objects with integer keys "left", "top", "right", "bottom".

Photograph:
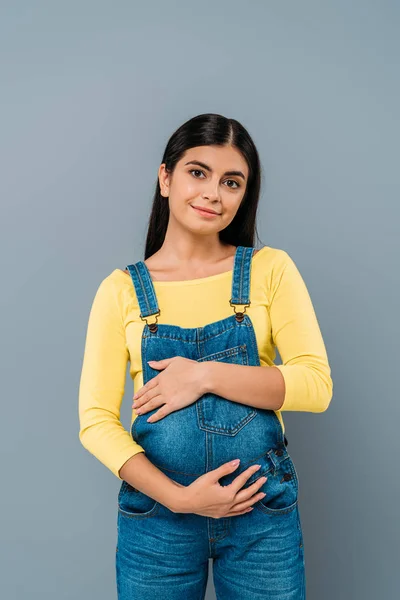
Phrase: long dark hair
[{"left": 144, "top": 113, "right": 264, "bottom": 259}]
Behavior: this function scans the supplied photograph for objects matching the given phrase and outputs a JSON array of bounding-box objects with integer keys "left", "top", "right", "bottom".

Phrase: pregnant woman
[{"left": 79, "top": 112, "right": 333, "bottom": 599}]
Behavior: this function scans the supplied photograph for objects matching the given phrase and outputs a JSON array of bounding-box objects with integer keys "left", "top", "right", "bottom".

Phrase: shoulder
[
  {"left": 253, "top": 245, "right": 295, "bottom": 274},
  {"left": 101, "top": 268, "right": 140, "bottom": 317},
  {"left": 109, "top": 268, "right": 130, "bottom": 278},
  {"left": 252, "top": 246, "right": 302, "bottom": 302},
  {"left": 106, "top": 268, "right": 133, "bottom": 288}
]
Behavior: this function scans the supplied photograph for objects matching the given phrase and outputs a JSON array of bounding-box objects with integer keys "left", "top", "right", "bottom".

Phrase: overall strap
[
  {"left": 230, "top": 246, "right": 255, "bottom": 322},
  {"left": 125, "top": 261, "right": 160, "bottom": 332}
]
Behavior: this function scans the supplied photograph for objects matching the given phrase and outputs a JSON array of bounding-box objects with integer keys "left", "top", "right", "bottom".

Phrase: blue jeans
[{"left": 116, "top": 246, "right": 306, "bottom": 599}]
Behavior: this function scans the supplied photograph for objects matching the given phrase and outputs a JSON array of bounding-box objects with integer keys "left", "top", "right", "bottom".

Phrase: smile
[{"left": 191, "top": 205, "right": 221, "bottom": 217}]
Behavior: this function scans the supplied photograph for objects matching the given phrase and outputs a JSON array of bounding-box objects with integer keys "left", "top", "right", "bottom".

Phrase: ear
[{"left": 158, "top": 163, "right": 170, "bottom": 197}]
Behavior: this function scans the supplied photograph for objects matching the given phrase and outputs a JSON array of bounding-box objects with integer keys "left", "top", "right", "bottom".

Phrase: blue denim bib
[{"left": 120, "top": 246, "right": 298, "bottom": 515}]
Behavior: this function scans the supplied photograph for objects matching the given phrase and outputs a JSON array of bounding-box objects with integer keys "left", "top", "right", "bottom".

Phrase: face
[{"left": 158, "top": 145, "right": 249, "bottom": 235}]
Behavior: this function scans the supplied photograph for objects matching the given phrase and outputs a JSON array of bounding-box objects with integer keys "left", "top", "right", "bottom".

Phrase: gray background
[{"left": 1, "top": 1, "right": 399, "bottom": 598}]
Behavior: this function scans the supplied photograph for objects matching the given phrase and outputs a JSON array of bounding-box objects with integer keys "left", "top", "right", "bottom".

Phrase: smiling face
[{"left": 158, "top": 145, "right": 249, "bottom": 236}]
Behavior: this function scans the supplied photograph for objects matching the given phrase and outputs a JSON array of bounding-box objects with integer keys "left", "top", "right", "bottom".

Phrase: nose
[{"left": 202, "top": 185, "right": 220, "bottom": 202}]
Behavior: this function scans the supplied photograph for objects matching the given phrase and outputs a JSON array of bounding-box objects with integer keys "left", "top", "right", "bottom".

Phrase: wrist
[
  {"left": 169, "top": 481, "right": 192, "bottom": 513},
  {"left": 199, "top": 361, "right": 214, "bottom": 394}
]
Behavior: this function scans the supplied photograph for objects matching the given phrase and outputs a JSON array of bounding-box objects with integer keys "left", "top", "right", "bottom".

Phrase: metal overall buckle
[
  {"left": 229, "top": 299, "right": 251, "bottom": 322},
  {"left": 140, "top": 309, "right": 161, "bottom": 333}
]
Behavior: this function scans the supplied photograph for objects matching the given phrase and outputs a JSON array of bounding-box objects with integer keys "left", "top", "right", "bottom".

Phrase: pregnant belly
[{"left": 131, "top": 400, "right": 282, "bottom": 488}]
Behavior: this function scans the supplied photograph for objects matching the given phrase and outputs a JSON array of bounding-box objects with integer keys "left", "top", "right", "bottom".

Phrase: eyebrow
[{"left": 184, "top": 160, "right": 246, "bottom": 181}]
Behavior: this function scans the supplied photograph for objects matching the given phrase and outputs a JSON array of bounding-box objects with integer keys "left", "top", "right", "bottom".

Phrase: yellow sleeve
[
  {"left": 78, "top": 276, "right": 145, "bottom": 480},
  {"left": 270, "top": 251, "right": 333, "bottom": 412}
]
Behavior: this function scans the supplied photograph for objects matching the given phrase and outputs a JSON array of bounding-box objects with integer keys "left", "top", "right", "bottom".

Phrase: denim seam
[
  {"left": 255, "top": 498, "right": 298, "bottom": 516},
  {"left": 132, "top": 263, "right": 152, "bottom": 316},
  {"left": 197, "top": 344, "right": 247, "bottom": 363},
  {"left": 197, "top": 406, "right": 257, "bottom": 435},
  {"left": 117, "top": 500, "right": 161, "bottom": 519},
  {"left": 142, "top": 319, "right": 252, "bottom": 342}
]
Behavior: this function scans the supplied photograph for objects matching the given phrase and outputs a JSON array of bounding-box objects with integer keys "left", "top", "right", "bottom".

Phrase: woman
[{"left": 79, "top": 112, "right": 333, "bottom": 599}]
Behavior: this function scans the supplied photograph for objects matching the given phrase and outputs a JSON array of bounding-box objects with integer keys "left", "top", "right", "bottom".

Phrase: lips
[{"left": 191, "top": 205, "right": 221, "bottom": 215}]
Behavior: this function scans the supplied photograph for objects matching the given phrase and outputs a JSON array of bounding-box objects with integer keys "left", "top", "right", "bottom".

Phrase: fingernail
[
  {"left": 254, "top": 464, "right": 261, "bottom": 470},
  {"left": 231, "top": 459, "right": 240, "bottom": 466}
]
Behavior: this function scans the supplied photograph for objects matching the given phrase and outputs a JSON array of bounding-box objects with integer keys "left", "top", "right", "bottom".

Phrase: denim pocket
[
  {"left": 117, "top": 480, "right": 160, "bottom": 519},
  {"left": 196, "top": 344, "right": 257, "bottom": 435},
  {"left": 255, "top": 453, "right": 299, "bottom": 516}
]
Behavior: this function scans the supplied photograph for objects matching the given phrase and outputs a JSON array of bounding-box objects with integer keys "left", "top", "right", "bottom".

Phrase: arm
[
  {"left": 78, "top": 276, "right": 146, "bottom": 479},
  {"left": 204, "top": 251, "right": 333, "bottom": 413},
  {"left": 78, "top": 275, "right": 184, "bottom": 511},
  {"left": 203, "top": 363, "right": 285, "bottom": 410},
  {"left": 119, "top": 453, "right": 185, "bottom": 512}
]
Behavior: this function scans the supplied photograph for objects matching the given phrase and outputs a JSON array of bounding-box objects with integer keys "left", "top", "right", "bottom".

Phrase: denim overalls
[{"left": 116, "top": 246, "right": 306, "bottom": 599}]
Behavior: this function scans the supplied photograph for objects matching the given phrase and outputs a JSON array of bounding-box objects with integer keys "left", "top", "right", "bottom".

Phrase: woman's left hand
[{"left": 132, "top": 356, "right": 208, "bottom": 423}]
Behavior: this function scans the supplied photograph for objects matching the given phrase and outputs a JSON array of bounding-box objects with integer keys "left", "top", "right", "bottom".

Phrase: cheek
[
  {"left": 169, "top": 177, "right": 199, "bottom": 204},
  {"left": 222, "top": 196, "right": 243, "bottom": 219},
  {"left": 168, "top": 196, "right": 196, "bottom": 225},
  {"left": 185, "top": 180, "right": 201, "bottom": 197}
]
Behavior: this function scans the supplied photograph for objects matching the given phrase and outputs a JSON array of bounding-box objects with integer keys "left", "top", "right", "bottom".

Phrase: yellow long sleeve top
[{"left": 78, "top": 245, "right": 333, "bottom": 480}]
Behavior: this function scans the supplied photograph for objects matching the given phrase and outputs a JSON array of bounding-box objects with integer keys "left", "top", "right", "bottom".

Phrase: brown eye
[
  {"left": 225, "top": 180, "right": 240, "bottom": 189},
  {"left": 189, "top": 169, "right": 206, "bottom": 178}
]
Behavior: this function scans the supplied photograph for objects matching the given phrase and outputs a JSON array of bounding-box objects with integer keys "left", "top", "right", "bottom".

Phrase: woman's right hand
[{"left": 177, "top": 460, "right": 268, "bottom": 517}]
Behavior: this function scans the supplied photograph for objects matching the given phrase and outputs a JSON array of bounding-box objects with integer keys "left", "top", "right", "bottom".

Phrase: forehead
[{"left": 179, "top": 145, "right": 248, "bottom": 176}]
